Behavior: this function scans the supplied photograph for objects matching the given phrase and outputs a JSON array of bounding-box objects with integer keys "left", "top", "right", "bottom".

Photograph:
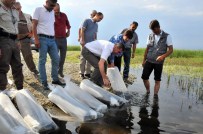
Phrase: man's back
[{"left": 86, "top": 40, "right": 114, "bottom": 60}]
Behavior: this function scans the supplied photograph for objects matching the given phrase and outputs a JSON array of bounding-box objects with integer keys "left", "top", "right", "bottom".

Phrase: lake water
[{"left": 50, "top": 69, "right": 203, "bottom": 134}]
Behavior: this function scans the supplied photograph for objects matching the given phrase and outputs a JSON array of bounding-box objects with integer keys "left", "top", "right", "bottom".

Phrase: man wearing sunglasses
[
  {"left": 142, "top": 20, "right": 173, "bottom": 95},
  {"left": 33, "top": 0, "right": 65, "bottom": 90}
]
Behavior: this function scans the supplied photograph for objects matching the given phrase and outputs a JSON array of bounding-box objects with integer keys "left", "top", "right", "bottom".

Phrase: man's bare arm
[
  {"left": 142, "top": 46, "right": 149, "bottom": 67},
  {"left": 32, "top": 19, "right": 40, "bottom": 48},
  {"left": 98, "top": 59, "right": 110, "bottom": 87},
  {"left": 80, "top": 28, "right": 85, "bottom": 46}
]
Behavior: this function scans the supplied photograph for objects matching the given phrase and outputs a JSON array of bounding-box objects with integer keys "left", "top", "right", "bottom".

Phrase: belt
[
  {"left": 38, "top": 34, "right": 54, "bottom": 39},
  {"left": 0, "top": 31, "right": 17, "bottom": 40},
  {"left": 18, "top": 35, "right": 31, "bottom": 41}
]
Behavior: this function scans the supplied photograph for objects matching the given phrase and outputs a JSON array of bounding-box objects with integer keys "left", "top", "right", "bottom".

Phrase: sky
[{"left": 18, "top": 0, "right": 203, "bottom": 50}]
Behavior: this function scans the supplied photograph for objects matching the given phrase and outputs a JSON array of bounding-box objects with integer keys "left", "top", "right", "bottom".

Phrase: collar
[
  {"left": 91, "top": 18, "right": 96, "bottom": 23},
  {"left": 0, "top": 1, "right": 9, "bottom": 11},
  {"left": 153, "top": 30, "right": 163, "bottom": 36},
  {"left": 159, "top": 30, "right": 163, "bottom": 35},
  {"left": 55, "top": 12, "right": 61, "bottom": 16},
  {"left": 43, "top": 5, "right": 52, "bottom": 12}
]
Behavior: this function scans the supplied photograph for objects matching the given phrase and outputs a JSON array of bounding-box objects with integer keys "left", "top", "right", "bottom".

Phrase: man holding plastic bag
[{"left": 82, "top": 40, "right": 124, "bottom": 87}]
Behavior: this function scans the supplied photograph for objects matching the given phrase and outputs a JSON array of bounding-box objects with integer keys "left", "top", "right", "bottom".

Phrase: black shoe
[
  {"left": 80, "top": 74, "right": 85, "bottom": 79},
  {"left": 52, "top": 80, "right": 66, "bottom": 86},
  {"left": 84, "top": 74, "right": 91, "bottom": 79},
  {"left": 42, "top": 83, "right": 49, "bottom": 90}
]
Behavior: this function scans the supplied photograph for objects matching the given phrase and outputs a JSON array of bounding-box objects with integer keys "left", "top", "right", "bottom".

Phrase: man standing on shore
[
  {"left": 142, "top": 20, "right": 173, "bottom": 95},
  {"left": 54, "top": 3, "right": 71, "bottom": 78},
  {"left": 33, "top": 0, "right": 65, "bottom": 90},
  {"left": 14, "top": 2, "right": 39, "bottom": 79},
  {"left": 0, "top": 0, "right": 24, "bottom": 91},
  {"left": 78, "top": 10, "right": 97, "bottom": 42},
  {"left": 120, "top": 21, "right": 139, "bottom": 81},
  {"left": 79, "top": 12, "right": 103, "bottom": 79}
]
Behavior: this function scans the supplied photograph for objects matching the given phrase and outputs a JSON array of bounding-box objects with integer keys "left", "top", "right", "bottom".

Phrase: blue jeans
[
  {"left": 38, "top": 37, "right": 59, "bottom": 84},
  {"left": 123, "top": 48, "right": 131, "bottom": 79}
]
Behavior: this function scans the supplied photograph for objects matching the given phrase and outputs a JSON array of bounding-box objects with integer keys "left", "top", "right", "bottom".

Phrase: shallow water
[{"left": 50, "top": 69, "right": 203, "bottom": 134}]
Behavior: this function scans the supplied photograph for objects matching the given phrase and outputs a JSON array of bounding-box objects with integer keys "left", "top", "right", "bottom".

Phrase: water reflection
[
  {"left": 137, "top": 94, "right": 163, "bottom": 134},
  {"left": 76, "top": 106, "right": 134, "bottom": 134},
  {"left": 50, "top": 118, "right": 72, "bottom": 134}
]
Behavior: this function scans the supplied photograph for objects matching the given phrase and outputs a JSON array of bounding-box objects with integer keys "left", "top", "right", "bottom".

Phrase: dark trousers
[
  {"left": 55, "top": 38, "right": 67, "bottom": 74},
  {"left": 0, "top": 37, "right": 24, "bottom": 90},
  {"left": 114, "top": 48, "right": 131, "bottom": 79},
  {"left": 141, "top": 61, "right": 163, "bottom": 81},
  {"left": 82, "top": 47, "right": 106, "bottom": 86},
  {"left": 20, "top": 38, "right": 38, "bottom": 74}
]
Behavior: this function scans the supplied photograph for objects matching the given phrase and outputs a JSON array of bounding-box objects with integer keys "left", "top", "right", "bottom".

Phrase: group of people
[{"left": 0, "top": 0, "right": 173, "bottom": 95}]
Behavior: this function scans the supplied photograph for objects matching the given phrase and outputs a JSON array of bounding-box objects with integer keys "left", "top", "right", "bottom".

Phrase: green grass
[
  {"left": 67, "top": 46, "right": 203, "bottom": 78},
  {"left": 67, "top": 46, "right": 81, "bottom": 51}
]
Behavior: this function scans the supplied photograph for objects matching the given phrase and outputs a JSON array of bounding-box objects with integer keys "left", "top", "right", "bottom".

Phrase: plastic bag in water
[
  {"left": 15, "top": 89, "right": 58, "bottom": 133},
  {"left": 107, "top": 67, "right": 128, "bottom": 92},
  {"left": 80, "top": 79, "right": 123, "bottom": 106},
  {"left": 48, "top": 84, "right": 98, "bottom": 122},
  {"left": 0, "top": 93, "right": 35, "bottom": 134},
  {"left": 63, "top": 76, "right": 107, "bottom": 113}
]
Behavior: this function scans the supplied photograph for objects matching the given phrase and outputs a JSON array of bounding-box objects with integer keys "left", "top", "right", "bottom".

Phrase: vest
[
  {"left": 23, "top": 13, "right": 32, "bottom": 32},
  {"left": 147, "top": 31, "right": 169, "bottom": 64}
]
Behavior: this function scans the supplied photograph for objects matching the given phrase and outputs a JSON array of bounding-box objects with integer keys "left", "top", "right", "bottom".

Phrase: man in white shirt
[
  {"left": 82, "top": 40, "right": 124, "bottom": 87},
  {"left": 142, "top": 20, "right": 173, "bottom": 95},
  {"left": 33, "top": 0, "right": 65, "bottom": 90}
]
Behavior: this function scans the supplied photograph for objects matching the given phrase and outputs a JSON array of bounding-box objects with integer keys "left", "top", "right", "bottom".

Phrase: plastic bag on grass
[
  {"left": 107, "top": 67, "right": 128, "bottom": 92},
  {"left": 80, "top": 79, "right": 122, "bottom": 106},
  {"left": 63, "top": 76, "right": 107, "bottom": 113},
  {"left": 15, "top": 89, "right": 58, "bottom": 133},
  {"left": 48, "top": 84, "right": 98, "bottom": 122},
  {"left": 0, "top": 93, "right": 35, "bottom": 134}
]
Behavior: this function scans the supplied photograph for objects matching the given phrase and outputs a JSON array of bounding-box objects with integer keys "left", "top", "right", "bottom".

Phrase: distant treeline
[{"left": 67, "top": 46, "right": 203, "bottom": 58}]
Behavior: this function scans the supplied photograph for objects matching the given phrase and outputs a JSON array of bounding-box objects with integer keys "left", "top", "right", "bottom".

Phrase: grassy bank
[{"left": 66, "top": 46, "right": 203, "bottom": 78}]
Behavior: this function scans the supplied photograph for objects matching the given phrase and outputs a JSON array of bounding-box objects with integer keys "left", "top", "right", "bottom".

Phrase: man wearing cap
[
  {"left": 0, "top": 0, "right": 24, "bottom": 91},
  {"left": 142, "top": 20, "right": 173, "bottom": 95}
]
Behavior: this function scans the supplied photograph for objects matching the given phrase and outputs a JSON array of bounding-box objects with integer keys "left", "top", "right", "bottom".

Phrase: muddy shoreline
[{"left": 7, "top": 52, "right": 135, "bottom": 118}]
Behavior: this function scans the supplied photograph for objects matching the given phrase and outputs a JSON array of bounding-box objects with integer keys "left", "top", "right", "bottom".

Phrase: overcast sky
[{"left": 18, "top": 0, "right": 203, "bottom": 50}]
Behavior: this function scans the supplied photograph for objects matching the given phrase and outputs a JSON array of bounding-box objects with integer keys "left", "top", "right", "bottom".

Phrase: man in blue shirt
[{"left": 109, "top": 30, "right": 133, "bottom": 79}]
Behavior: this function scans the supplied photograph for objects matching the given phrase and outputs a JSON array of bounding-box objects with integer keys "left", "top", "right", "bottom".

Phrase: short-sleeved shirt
[
  {"left": 81, "top": 18, "right": 98, "bottom": 43},
  {"left": 0, "top": 1, "right": 19, "bottom": 34},
  {"left": 121, "top": 28, "right": 139, "bottom": 48},
  {"left": 33, "top": 6, "right": 55, "bottom": 36},
  {"left": 109, "top": 34, "right": 125, "bottom": 45},
  {"left": 85, "top": 40, "right": 114, "bottom": 61},
  {"left": 108, "top": 34, "right": 125, "bottom": 63},
  {"left": 146, "top": 31, "right": 173, "bottom": 47},
  {"left": 54, "top": 12, "right": 71, "bottom": 38}
]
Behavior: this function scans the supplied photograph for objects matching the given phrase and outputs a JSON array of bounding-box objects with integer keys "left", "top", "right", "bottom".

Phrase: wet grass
[{"left": 66, "top": 46, "right": 203, "bottom": 78}]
